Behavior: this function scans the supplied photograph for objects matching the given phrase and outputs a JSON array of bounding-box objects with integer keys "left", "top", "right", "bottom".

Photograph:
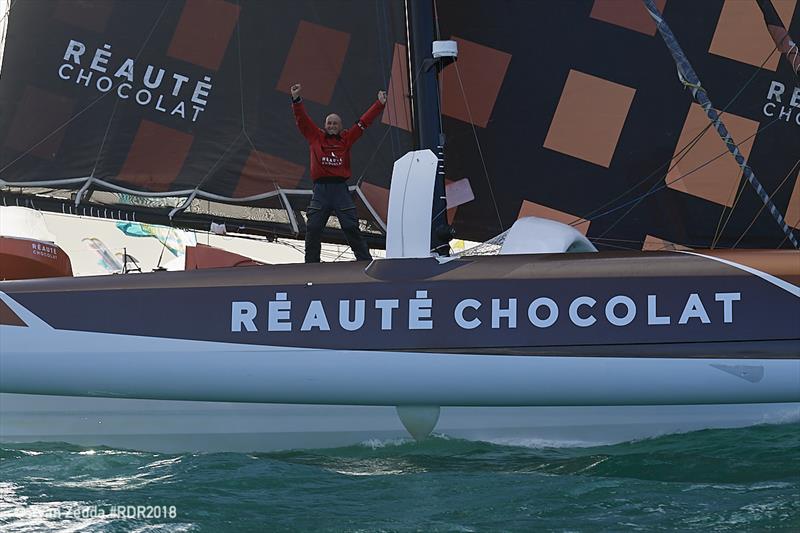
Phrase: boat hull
[
  {"left": 1, "top": 320, "right": 798, "bottom": 406},
  {"left": 0, "top": 236, "right": 72, "bottom": 280},
  {"left": 1, "top": 251, "right": 798, "bottom": 450}
]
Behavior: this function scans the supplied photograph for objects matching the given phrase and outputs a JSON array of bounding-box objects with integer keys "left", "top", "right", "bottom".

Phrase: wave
[{"left": 2, "top": 422, "right": 799, "bottom": 484}]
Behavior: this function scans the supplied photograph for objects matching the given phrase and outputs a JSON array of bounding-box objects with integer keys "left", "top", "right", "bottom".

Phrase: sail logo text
[
  {"left": 764, "top": 81, "right": 800, "bottom": 126},
  {"left": 230, "top": 291, "right": 741, "bottom": 333},
  {"left": 57, "top": 40, "right": 212, "bottom": 123}
]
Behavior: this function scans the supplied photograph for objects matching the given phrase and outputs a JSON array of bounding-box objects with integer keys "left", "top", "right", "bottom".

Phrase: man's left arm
[{"left": 348, "top": 90, "right": 387, "bottom": 144}]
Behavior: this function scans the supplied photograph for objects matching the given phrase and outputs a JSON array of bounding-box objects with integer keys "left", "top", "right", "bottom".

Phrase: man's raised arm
[
  {"left": 348, "top": 90, "right": 387, "bottom": 144},
  {"left": 290, "top": 83, "right": 319, "bottom": 141}
]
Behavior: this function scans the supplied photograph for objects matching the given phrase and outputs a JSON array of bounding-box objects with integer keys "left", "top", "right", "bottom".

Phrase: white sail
[{"left": 0, "top": 0, "right": 9, "bottom": 77}]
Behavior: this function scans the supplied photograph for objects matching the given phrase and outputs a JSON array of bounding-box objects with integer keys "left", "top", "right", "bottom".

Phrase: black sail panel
[
  {"left": 0, "top": 0, "right": 411, "bottom": 242},
  {"left": 436, "top": 0, "right": 800, "bottom": 249}
]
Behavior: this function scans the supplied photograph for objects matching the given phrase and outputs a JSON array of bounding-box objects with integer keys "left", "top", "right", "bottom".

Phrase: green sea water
[{"left": 1, "top": 423, "right": 798, "bottom": 532}]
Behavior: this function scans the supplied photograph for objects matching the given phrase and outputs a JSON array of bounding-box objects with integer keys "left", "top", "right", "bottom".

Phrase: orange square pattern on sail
[
  {"left": 359, "top": 181, "right": 390, "bottom": 223},
  {"left": 276, "top": 21, "right": 351, "bottom": 106},
  {"left": 543, "top": 70, "right": 636, "bottom": 169},
  {"left": 517, "top": 200, "right": 591, "bottom": 236},
  {"left": 642, "top": 235, "right": 690, "bottom": 251},
  {"left": 382, "top": 44, "right": 412, "bottom": 132},
  {"left": 439, "top": 38, "right": 511, "bottom": 128},
  {"left": 590, "top": 0, "right": 667, "bottom": 36},
  {"left": 4, "top": 86, "right": 75, "bottom": 160},
  {"left": 117, "top": 120, "right": 194, "bottom": 192},
  {"left": 709, "top": 0, "right": 797, "bottom": 70},
  {"left": 234, "top": 150, "right": 307, "bottom": 198},
  {"left": 666, "top": 103, "right": 760, "bottom": 208},
  {"left": 167, "top": 0, "right": 241, "bottom": 71}
]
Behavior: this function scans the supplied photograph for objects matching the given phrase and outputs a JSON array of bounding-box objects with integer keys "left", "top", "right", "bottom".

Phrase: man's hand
[
  {"left": 291, "top": 84, "right": 302, "bottom": 99},
  {"left": 377, "top": 90, "right": 387, "bottom": 105}
]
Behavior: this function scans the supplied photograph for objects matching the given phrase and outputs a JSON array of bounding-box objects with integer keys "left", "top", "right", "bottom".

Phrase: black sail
[
  {"left": 0, "top": 0, "right": 411, "bottom": 244},
  {"left": 1, "top": 0, "right": 798, "bottom": 250},
  {"left": 435, "top": 0, "right": 800, "bottom": 249}
]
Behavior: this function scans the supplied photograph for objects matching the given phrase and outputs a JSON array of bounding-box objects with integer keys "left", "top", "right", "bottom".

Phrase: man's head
[{"left": 324, "top": 114, "right": 343, "bottom": 136}]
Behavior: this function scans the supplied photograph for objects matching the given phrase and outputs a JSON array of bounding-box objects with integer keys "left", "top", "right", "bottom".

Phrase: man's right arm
[{"left": 290, "top": 83, "right": 318, "bottom": 142}]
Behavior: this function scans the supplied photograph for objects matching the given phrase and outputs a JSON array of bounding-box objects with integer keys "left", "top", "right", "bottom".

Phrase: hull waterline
[{"left": 2, "top": 393, "right": 797, "bottom": 453}]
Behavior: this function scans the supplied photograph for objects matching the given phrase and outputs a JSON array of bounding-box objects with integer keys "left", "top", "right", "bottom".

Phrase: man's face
[{"left": 325, "top": 114, "right": 342, "bottom": 136}]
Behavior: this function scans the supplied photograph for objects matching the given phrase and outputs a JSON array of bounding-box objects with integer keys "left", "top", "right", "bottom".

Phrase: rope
[
  {"left": 710, "top": 173, "right": 747, "bottom": 249},
  {"left": 643, "top": 0, "right": 798, "bottom": 249},
  {"left": 572, "top": 40, "right": 780, "bottom": 237},
  {"left": 588, "top": 115, "right": 781, "bottom": 229},
  {"left": 0, "top": 0, "right": 170, "bottom": 177},
  {"left": 453, "top": 61, "right": 504, "bottom": 234},
  {"left": 732, "top": 158, "right": 800, "bottom": 248}
]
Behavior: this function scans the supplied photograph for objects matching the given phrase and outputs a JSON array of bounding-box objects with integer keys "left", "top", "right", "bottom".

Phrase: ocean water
[{"left": 1, "top": 423, "right": 798, "bottom": 532}]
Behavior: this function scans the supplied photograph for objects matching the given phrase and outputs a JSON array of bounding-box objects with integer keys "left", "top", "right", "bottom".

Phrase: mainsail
[
  {"left": 436, "top": 0, "right": 800, "bottom": 249},
  {"left": 1, "top": 0, "right": 798, "bottom": 250},
  {"left": 0, "top": 0, "right": 411, "bottom": 245}
]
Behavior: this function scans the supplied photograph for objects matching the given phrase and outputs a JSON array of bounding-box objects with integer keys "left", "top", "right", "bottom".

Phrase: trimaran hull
[{"left": 1, "top": 249, "right": 798, "bottom": 451}]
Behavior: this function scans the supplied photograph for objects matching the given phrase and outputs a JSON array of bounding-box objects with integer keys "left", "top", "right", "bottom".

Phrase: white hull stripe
[
  {"left": 679, "top": 251, "right": 800, "bottom": 298},
  {"left": 0, "top": 292, "right": 51, "bottom": 329}
]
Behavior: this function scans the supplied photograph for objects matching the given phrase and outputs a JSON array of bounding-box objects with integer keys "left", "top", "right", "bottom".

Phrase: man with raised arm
[{"left": 291, "top": 83, "right": 387, "bottom": 263}]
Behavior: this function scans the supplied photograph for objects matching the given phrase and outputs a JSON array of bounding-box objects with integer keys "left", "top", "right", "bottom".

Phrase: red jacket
[{"left": 292, "top": 99, "right": 385, "bottom": 181}]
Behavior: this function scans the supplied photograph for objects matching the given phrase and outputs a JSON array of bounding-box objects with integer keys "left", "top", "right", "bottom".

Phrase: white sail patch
[
  {"left": 230, "top": 291, "right": 742, "bottom": 333},
  {"left": 57, "top": 39, "right": 212, "bottom": 123}
]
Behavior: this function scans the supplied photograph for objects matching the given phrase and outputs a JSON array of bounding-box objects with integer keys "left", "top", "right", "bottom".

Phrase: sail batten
[
  {"left": 1, "top": 1, "right": 798, "bottom": 249},
  {"left": 0, "top": 0, "right": 411, "bottom": 242}
]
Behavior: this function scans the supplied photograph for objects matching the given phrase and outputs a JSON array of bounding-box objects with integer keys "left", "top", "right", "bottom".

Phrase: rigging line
[
  {"left": 235, "top": 0, "right": 246, "bottom": 130},
  {"left": 375, "top": 1, "right": 398, "bottom": 162},
  {"left": 329, "top": 244, "right": 351, "bottom": 262},
  {"left": 710, "top": 170, "right": 748, "bottom": 249},
  {"left": 566, "top": 120, "right": 708, "bottom": 230},
  {"left": 593, "top": 122, "right": 709, "bottom": 239},
  {"left": 89, "top": 98, "right": 122, "bottom": 182},
  {"left": 0, "top": 92, "right": 112, "bottom": 176},
  {"left": 589, "top": 116, "right": 781, "bottom": 228},
  {"left": 180, "top": 131, "right": 244, "bottom": 198},
  {"left": 356, "top": 60, "right": 427, "bottom": 187},
  {"left": 568, "top": 42, "right": 780, "bottom": 230},
  {"left": 755, "top": 0, "right": 800, "bottom": 76},
  {"left": 154, "top": 225, "right": 174, "bottom": 271},
  {"left": 432, "top": 0, "right": 442, "bottom": 41},
  {"left": 0, "top": 0, "right": 169, "bottom": 177},
  {"left": 732, "top": 157, "right": 800, "bottom": 249},
  {"left": 590, "top": 50, "right": 781, "bottom": 238},
  {"left": 452, "top": 61, "right": 504, "bottom": 233},
  {"left": 711, "top": 52, "right": 782, "bottom": 249},
  {"left": 389, "top": 1, "right": 413, "bottom": 162},
  {"left": 355, "top": 126, "right": 393, "bottom": 186},
  {"left": 777, "top": 215, "right": 800, "bottom": 247},
  {"left": 644, "top": 0, "right": 798, "bottom": 249},
  {"left": 304, "top": 2, "right": 395, "bottom": 182},
  {"left": 595, "top": 240, "right": 643, "bottom": 252},
  {"left": 242, "top": 129, "right": 285, "bottom": 191}
]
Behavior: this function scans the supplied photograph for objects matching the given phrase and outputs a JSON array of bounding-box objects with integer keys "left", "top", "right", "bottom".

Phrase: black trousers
[{"left": 305, "top": 180, "right": 372, "bottom": 263}]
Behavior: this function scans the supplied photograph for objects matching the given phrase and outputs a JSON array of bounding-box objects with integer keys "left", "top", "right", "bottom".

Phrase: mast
[
  {"left": 755, "top": 0, "right": 799, "bottom": 76},
  {"left": 407, "top": 0, "right": 452, "bottom": 256},
  {"left": 643, "top": 0, "right": 799, "bottom": 249}
]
